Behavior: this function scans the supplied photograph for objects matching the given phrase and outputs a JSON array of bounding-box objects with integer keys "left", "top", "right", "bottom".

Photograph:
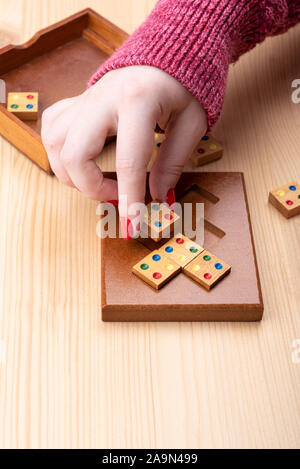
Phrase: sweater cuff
[{"left": 88, "top": 0, "right": 291, "bottom": 130}]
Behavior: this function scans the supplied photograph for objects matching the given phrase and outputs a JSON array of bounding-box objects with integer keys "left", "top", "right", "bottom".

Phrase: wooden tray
[
  {"left": 0, "top": 9, "right": 127, "bottom": 173},
  {"left": 101, "top": 172, "right": 264, "bottom": 322}
]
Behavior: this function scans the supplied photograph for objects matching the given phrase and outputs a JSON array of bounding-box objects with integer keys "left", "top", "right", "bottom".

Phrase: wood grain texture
[{"left": 0, "top": 0, "right": 300, "bottom": 449}]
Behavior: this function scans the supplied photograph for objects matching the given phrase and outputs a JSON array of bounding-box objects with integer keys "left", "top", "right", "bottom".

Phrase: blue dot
[
  {"left": 215, "top": 263, "right": 223, "bottom": 270},
  {"left": 152, "top": 254, "right": 161, "bottom": 261},
  {"left": 155, "top": 221, "right": 162, "bottom": 227},
  {"left": 202, "top": 135, "right": 209, "bottom": 141},
  {"left": 152, "top": 204, "right": 160, "bottom": 211},
  {"left": 289, "top": 185, "right": 296, "bottom": 191},
  {"left": 26, "top": 104, "right": 34, "bottom": 109},
  {"left": 165, "top": 246, "right": 173, "bottom": 253}
]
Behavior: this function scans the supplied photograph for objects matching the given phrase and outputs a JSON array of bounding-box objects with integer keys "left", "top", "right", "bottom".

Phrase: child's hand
[{"left": 41, "top": 66, "right": 207, "bottom": 229}]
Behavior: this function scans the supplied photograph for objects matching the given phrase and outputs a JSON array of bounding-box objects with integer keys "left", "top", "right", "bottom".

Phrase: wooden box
[
  {"left": 0, "top": 9, "right": 127, "bottom": 173},
  {"left": 101, "top": 172, "right": 264, "bottom": 322}
]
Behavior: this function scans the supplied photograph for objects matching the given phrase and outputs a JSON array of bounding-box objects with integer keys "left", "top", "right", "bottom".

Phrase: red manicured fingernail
[
  {"left": 107, "top": 200, "right": 119, "bottom": 206},
  {"left": 166, "top": 188, "right": 176, "bottom": 206},
  {"left": 120, "top": 217, "right": 131, "bottom": 240}
]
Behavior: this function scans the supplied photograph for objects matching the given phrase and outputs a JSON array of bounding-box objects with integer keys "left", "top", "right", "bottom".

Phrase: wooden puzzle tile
[
  {"left": 159, "top": 233, "right": 204, "bottom": 268},
  {"left": 191, "top": 134, "right": 223, "bottom": 166},
  {"left": 132, "top": 250, "right": 181, "bottom": 290},
  {"left": 154, "top": 132, "right": 166, "bottom": 148},
  {"left": 269, "top": 182, "right": 300, "bottom": 219},
  {"left": 149, "top": 133, "right": 166, "bottom": 167},
  {"left": 7, "top": 92, "right": 38, "bottom": 121},
  {"left": 141, "top": 201, "right": 180, "bottom": 242},
  {"left": 183, "top": 249, "right": 231, "bottom": 290}
]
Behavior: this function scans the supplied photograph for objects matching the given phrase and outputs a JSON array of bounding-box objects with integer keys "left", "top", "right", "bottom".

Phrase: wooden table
[{"left": 0, "top": 0, "right": 299, "bottom": 449}]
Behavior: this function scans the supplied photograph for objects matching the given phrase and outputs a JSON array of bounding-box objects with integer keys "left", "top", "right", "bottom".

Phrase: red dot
[
  {"left": 204, "top": 273, "right": 212, "bottom": 280},
  {"left": 286, "top": 200, "right": 294, "bottom": 206},
  {"left": 176, "top": 237, "right": 184, "bottom": 244},
  {"left": 153, "top": 272, "right": 162, "bottom": 280},
  {"left": 197, "top": 148, "right": 205, "bottom": 154},
  {"left": 27, "top": 94, "right": 34, "bottom": 99},
  {"left": 164, "top": 213, "right": 173, "bottom": 220}
]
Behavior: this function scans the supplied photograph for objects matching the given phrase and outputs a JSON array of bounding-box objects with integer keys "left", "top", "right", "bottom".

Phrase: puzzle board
[{"left": 101, "top": 172, "right": 263, "bottom": 322}]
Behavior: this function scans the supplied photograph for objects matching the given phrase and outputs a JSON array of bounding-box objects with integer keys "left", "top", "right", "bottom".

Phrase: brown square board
[
  {"left": 101, "top": 172, "right": 264, "bottom": 322},
  {"left": 0, "top": 9, "right": 128, "bottom": 173}
]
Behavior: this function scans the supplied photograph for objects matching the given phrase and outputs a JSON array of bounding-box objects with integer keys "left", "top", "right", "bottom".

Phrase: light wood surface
[{"left": 0, "top": 0, "right": 299, "bottom": 449}]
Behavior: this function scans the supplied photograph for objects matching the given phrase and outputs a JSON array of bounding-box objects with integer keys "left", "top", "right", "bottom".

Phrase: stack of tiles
[
  {"left": 141, "top": 201, "right": 180, "bottom": 242},
  {"left": 153, "top": 133, "right": 223, "bottom": 167},
  {"left": 7, "top": 92, "right": 38, "bottom": 121},
  {"left": 132, "top": 233, "right": 231, "bottom": 290},
  {"left": 269, "top": 182, "right": 300, "bottom": 218}
]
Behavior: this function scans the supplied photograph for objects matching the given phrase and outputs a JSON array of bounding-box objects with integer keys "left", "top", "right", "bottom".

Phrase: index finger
[{"left": 116, "top": 106, "right": 156, "bottom": 232}]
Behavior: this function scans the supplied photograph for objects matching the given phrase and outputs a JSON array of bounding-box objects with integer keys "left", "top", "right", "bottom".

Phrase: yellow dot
[
  {"left": 14, "top": 94, "right": 19, "bottom": 100},
  {"left": 192, "top": 264, "right": 200, "bottom": 271},
  {"left": 209, "top": 144, "right": 217, "bottom": 150},
  {"left": 178, "top": 255, "right": 187, "bottom": 262},
  {"left": 277, "top": 190, "right": 285, "bottom": 197},
  {"left": 165, "top": 264, "right": 174, "bottom": 271}
]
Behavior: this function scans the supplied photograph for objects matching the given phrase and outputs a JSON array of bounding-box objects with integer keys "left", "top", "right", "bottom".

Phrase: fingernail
[
  {"left": 166, "top": 188, "right": 176, "bottom": 206},
  {"left": 120, "top": 217, "right": 131, "bottom": 240},
  {"left": 107, "top": 200, "right": 119, "bottom": 207}
]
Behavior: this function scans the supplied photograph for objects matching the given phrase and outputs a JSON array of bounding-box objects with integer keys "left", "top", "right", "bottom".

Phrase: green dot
[
  {"left": 11, "top": 104, "right": 18, "bottom": 109},
  {"left": 140, "top": 264, "right": 149, "bottom": 270},
  {"left": 298, "top": 195, "right": 300, "bottom": 199},
  {"left": 190, "top": 247, "right": 198, "bottom": 253},
  {"left": 203, "top": 255, "right": 211, "bottom": 261}
]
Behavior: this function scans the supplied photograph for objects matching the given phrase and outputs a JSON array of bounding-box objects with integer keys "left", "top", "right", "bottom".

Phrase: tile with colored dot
[
  {"left": 190, "top": 134, "right": 223, "bottom": 167},
  {"left": 132, "top": 250, "right": 181, "bottom": 290},
  {"left": 159, "top": 233, "right": 204, "bottom": 268},
  {"left": 183, "top": 249, "right": 231, "bottom": 290},
  {"left": 141, "top": 201, "right": 180, "bottom": 242},
  {"left": 269, "top": 182, "right": 300, "bottom": 219},
  {"left": 154, "top": 132, "right": 166, "bottom": 148},
  {"left": 7, "top": 92, "right": 38, "bottom": 121}
]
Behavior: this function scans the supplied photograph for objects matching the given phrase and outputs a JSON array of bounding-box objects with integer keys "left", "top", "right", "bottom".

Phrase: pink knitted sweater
[{"left": 89, "top": 0, "right": 300, "bottom": 129}]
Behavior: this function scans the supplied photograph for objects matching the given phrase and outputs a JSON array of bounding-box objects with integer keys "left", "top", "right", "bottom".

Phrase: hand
[{"left": 41, "top": 66, "right": 207, "bottom": 237}]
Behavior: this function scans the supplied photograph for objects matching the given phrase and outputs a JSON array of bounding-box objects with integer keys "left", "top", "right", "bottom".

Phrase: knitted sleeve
[{"left": 89, "top": 0, "right": 300, "bottom": 130}]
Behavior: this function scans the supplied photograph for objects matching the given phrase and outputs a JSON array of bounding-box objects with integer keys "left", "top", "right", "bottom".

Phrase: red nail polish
[
  {"left": 107, "top": 200, "right": 119, "bottom": 206},
  {"left": 121, "top": 217, "right": 131, "bottom": 240},
  {"left": 166, "top": 188, "right": 176, "bottom": 206}
]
